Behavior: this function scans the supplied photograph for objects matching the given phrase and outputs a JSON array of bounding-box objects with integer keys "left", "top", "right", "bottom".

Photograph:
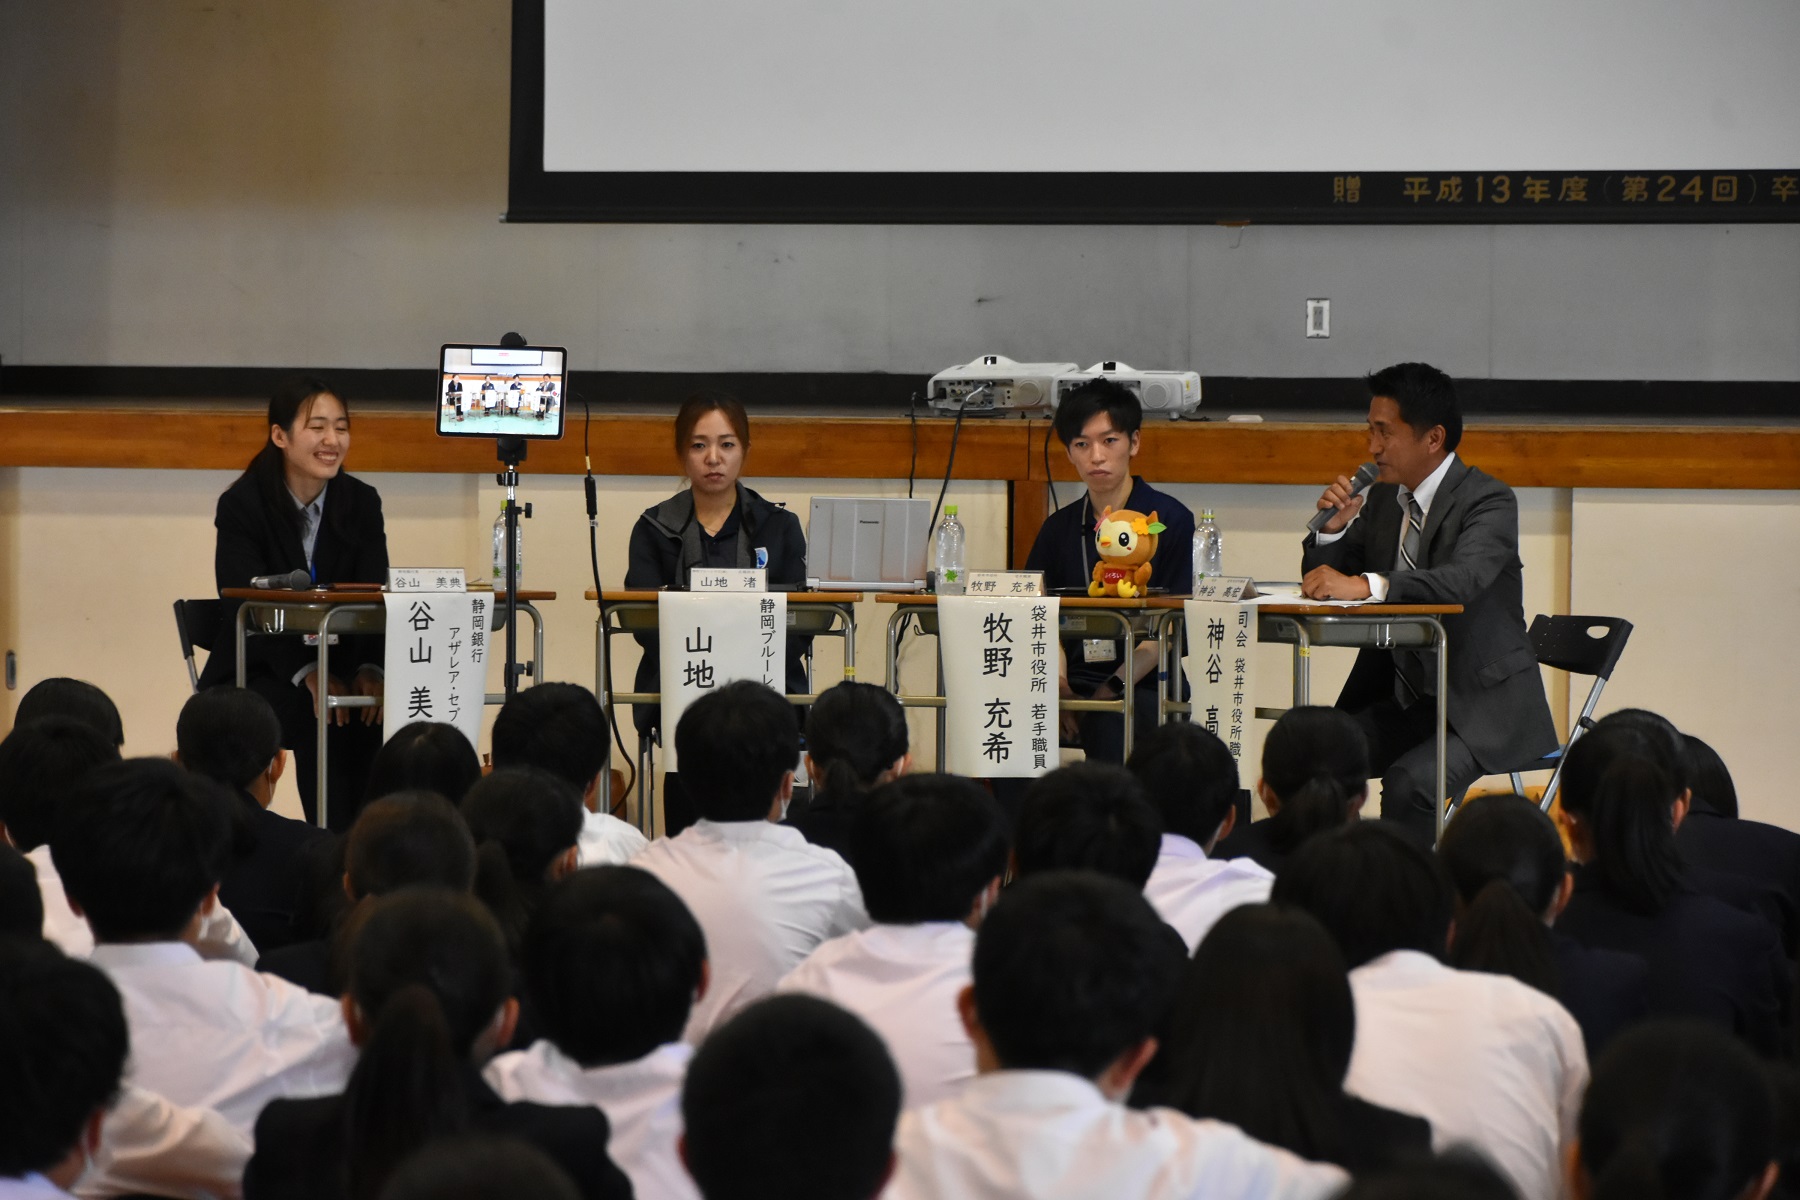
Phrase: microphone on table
[
  {"left": 1305, "top": 461, "right": 1380, "bottom": 533},
  {"left": 250, "top": 569, "right": 315, "bottom": 590}
]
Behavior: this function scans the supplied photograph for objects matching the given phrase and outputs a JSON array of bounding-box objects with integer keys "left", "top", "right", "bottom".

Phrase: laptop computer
[{"left": 806, "top": 497, "right": 933, "bottom": 591}]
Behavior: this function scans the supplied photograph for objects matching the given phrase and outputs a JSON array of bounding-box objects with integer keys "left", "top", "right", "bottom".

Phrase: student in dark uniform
[
  {"left": 1024, "top": 379, "right": 1194, "bottom": 763},
  {"left": 199, "top": 376, "right": 387, "bottom": 831},
  {"left": 1213, "top": 706, "right": 1370, "bottom": 876}
]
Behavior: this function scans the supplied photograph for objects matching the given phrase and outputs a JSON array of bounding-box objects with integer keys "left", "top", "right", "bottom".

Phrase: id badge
[{"left": 1082, "top": 639, "right": 1117, "bottom": 664}]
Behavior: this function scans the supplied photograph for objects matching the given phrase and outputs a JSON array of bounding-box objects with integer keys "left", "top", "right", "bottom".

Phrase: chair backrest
[
  {"left": 172, "top": 599, "right": 224, "bottom": 692},
  {"left": 1527, "top": 615, "right": 1632, "bottom": 679}
]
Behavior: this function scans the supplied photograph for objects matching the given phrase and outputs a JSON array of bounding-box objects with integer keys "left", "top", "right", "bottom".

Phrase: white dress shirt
[
  {"left": 87, "top": 942, "right": 355, "bottom": 1137},
  {"left": 885, "top": 1071, "right": 1347, "bottom": 1200},
  {"left": 80, "top": 1086, "right": 250, "bottom": 1200},
  {"left": 631, "top": 819, "right": 868, "bottom": 1042},
  {"left": 1315, "top": 451, "right": 1458, "bottom": 601},
  {"left": 485, "top": 1040, "right": 696, "bottom": 1200},
  {"left": 578, "top": 808, "right": 650, "bottom": 867},
  {"left": 31, "top": 846, "right": 259, "bottom": 967},
  {"left": 778, "top": 922, "right": 977, "bottom": 1110},
  {"left": 1141, "top": 835, "right": 1274, "bottom": 954},
  {"left": 0, "top": 1176, "right": 72, "bottom": 1200},
  {"left": 1345, "top": 950, "right": 1587, "bottom": 1200}
]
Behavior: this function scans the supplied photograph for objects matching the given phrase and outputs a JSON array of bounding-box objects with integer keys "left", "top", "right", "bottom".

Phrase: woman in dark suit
[{"left": 199, "top": 376, "right": 388, "bottom": 829}]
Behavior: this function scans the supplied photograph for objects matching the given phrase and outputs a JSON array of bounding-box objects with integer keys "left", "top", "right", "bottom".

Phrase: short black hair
[
  {"left": 15, "top": 677, "right": 125, "bottom": 747},
  {"left": 0, "top": 843, "right": 44, "bottom": 940},
  {"left": 1334, "top": 1153, "right": 1520, "bottom": 1200},
  {"left": 525, "top": 866, "right": 707, "bottom": 1067},
  {"left": 682, "top": 994, "right": 900, "bottom": 1200},
  {"left": 52, "top": 758, "right": 234, "bottom": 942},
  {"left": 973, "top": 870, "right": 1187, "bottom": 1079},
  {"left": 489, "top": 683, "right": 609, "bottom": 796},
  {"left": 379, "top": 1137, "right": 580, "bottom": 1200},
  {"left": 805, "top": 682, "right": 909, "bottom": 801},
  {"left": 674, "top": 681, "right": 799, "bottom": 822},
  {"left": 1366, "top": 362, "right": 1461, "bottom": 454},
  {"left": 345, "top": 791, "right": 477, "bottom": 900},
  {"left": 850, "top": 774, "right": 1009, "bottom": 924},
  {"left": 176, "top": 687, "right": 282, "bottom": 790},
  {"left": 1052, "top": 377, "right": 1143, "bottom": 447},
  {"left": 0, "top": 939, "right": 129, "bottom": 1176},
  {"left": 0, "top": 716, "right": 121, "bottom": 851},
  {"left": 1684, "top": 733, "right": 1739, "bottom": 819},
  {"left": 1127, "top": 722, "right": 1240, "bottom": 847},
  {"left": 1014, "top": 763, "right": 1162, "bottom": 889},
  {"left": 1272, "top": 822, "right": 1453, "bottom": 969},
  {"left": 366, "top": 722, "right": 483, "bottom": 805}
]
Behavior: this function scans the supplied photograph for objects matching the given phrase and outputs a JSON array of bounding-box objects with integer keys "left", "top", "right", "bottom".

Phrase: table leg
[
  {"left": 1431, "top": 617, "right": 1450, "bottom": 846},
  {"left": 1291, "top": 623, "right": 1312, "bottom": 706},
  {"left": 313, "top": 609, "right": 337, "bottom": 831},
  {"left": 235, "top": 602, "right": 250, "bottom": 689}
]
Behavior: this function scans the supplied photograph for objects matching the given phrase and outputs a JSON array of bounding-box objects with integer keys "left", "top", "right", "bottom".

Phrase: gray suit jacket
[{"left": 1301, "top": 457, "right": 1557, "bottom": 772}]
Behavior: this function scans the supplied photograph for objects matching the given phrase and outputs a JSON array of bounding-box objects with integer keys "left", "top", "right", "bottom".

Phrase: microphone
[
  {"left": 250, "top": 569, "right": 314, "bottom": 590},
  {"left": 1306, "top": 462, "right": 1379, "bottom": 533}
]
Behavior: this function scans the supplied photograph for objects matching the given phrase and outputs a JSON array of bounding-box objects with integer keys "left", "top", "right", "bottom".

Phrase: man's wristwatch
[{"left": 1100, "top": 673, "right": 1128, "bottom": 698}]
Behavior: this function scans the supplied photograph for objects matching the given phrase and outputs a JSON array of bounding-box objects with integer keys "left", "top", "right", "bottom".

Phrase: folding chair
[
  {"left": 1509, "top": 614, "right": 1633, "bottom": 811},
  {"left": 172, "top": 598, "right": 224, "bottom": 693}
]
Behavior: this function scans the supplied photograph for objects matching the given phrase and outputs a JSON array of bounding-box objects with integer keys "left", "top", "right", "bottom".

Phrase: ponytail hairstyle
[
  {"left": 1595, "top": 708, "right": 1692, "bottom": 796},
  {"left": 1260, "top": 706, "right": 1370, "bottom": 854},
  {"left": 460, "top": 768, "right": 584, "bottom": 956},
  {"left": 245, "top": 375, "right": 345, "bottom": 533},
  {"left": 1578, "top": 1020, "right": 1775, "bottom": 1200},
  {"left": 341, "top": 889, "right": 512, "bottom": 1200},
  {"left": 804, "top": 682, "right": 909, "bottom": 807},
  {"left": 1559, "top": 724, "right": 1687, "bottom": 916},
  {"left": 1145, "top": 904, "right": 1355, "bottom": 1166},
  {"left": 1683, "top": 733, "right": 1739, "bottom": 820},
  {"left": 1438, "top": 794, "right": 1564, "bottom": 998}
]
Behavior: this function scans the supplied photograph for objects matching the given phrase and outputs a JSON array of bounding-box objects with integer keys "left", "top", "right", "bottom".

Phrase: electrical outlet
[{"left": 1305, "top": 298, "right": 1331, "bottom": 338}]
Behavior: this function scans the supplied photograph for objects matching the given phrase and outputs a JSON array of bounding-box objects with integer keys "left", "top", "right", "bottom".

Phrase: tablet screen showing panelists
[{"left": 438, "top": 343, "right": 568, "bottom": 439}]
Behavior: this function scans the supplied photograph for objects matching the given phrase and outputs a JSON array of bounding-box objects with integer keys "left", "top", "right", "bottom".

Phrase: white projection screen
[{"left": 508, "top": 0, "right": 1800, "bottom": 223}]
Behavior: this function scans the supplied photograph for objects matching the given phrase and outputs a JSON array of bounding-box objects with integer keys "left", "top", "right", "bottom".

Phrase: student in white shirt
[
  {"left": 779, "top": 773, "right": 1008, "bottom": 1110},
  {"left": 487, "top": 866, "right": 708, "bottom": 1200},
  {"left": 490, "top": 683, "right": 649, "bottom": 867},
  {"left": 632, "top": 681, "right": 868, "bottom": 1041},
  {"left": 682, "top": 994, "right": 902, "bottom": 1200},
  {"left": 460, "top": 767, "right": 584, "bottom": 957},
  {"left": 1012, "top": 762, "right": 1162, "bottom": 888},
  {"left": 50, "top": 758, "right": 356, "bottom": 1135},
  {"left": 1126, "top": 722, "right": 1273, "bottom": 952},
  {"left": 1571, "top": 1021, "right": 1779, "bottom": 1200},
  {"left": 888, "top": 871, "right": 1348, "bottom": 1200},
  {"left": 1273, "top": 823, "right": 1588, "bottom": 1200}
]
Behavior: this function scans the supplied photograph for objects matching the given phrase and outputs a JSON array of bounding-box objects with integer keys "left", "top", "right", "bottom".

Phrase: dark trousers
[
  {"left": 252, "top": 673, "right": 381, "bottom": 833},
  {"left": 1350, "top": 697, "right": 1482, "bottom": 850},
  {"left": 1067, "top": 675, "right": 1162, "bottom": 765}
]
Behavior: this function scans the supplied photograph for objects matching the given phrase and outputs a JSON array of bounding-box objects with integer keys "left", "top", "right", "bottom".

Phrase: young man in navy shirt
[{"left": 1024, "top": 379, "right": 1194, "bottom": 763}]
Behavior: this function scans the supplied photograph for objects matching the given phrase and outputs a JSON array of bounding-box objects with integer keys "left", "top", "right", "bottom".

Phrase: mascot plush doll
[{"left": 1089, "top": 507, "right": 1165, "bottom": 598}]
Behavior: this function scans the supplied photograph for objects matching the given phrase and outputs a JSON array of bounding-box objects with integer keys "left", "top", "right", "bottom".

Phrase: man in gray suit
[{"left": 1299, "top": 362, "right": 1556, "bottom": 847}]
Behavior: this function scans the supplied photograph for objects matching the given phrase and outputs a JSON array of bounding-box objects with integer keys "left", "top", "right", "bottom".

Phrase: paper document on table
[{"left": 1239, "top": 593, "right": 1374, "bottom": 607}]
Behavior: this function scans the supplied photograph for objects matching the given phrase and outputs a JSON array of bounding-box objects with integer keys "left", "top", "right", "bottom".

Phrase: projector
[
  {"left": 1054, "top": 361, "right": 1203, "bottom": 418},
  {"left": 926, "top": 354, "right": 1078, "bottom": 415}
]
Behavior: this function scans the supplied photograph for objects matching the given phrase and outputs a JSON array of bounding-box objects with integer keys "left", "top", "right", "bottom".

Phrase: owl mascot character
[{"left": 1088, "top": 507, "right": 1165, "bottom": 598}]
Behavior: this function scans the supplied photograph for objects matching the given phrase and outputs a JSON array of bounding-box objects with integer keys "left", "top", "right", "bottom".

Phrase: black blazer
[
  {"left": 199, "top": 469, "right": 390, "bottom": 691},
  {"left": 1301, "top": 458, "right": 1557, "bottom": 774},
  {"left": 244, "top": 1070, "right": 632, "bottom": 1200},
  {"left": 220, "top": 789, "right": 336, "bottom": 954},
  {"left": 1334, "top": 1094, "right": 1434, "bottom": 1176},
  {"left": 1681, "top": 809, "right": 1800, "bottom": 957},
  {"left": 1557, "top": 866, "right": 1791, "bottom": 1057},
  {"left": 1550, "top": 929, "right": 1650, "bottom": 1058}
]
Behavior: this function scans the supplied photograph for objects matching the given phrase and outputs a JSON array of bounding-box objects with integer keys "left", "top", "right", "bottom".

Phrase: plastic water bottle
[
  {"left": 492, "top": 501, "right": 523, "bottom": 590},
  {"left": 1193, "top": 509, "right": 1223, "bottom": 581},
  {"left": 933, "top": 505, "right": 966, "bottom": 595}
]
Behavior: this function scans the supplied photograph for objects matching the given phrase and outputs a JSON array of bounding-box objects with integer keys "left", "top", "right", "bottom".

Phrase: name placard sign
[
  {"left": 1191, "top": 576, "right": 1257, "bottom": 603},
  {"left": 965, "top": 571, "right": 1045, "bottom": 597},
  {"left": 658, "top": 591, "right": 788, "bottom": 771},
  {"left": 383, "top": 591, "right": 486, "bottom": 752},
  {"left": 939, "top": 595, "right": 1060, "bottom": 779},
  {"left": 691, "top": 568, "right": 768, "bottom": 593},
  {"left": 388, "top": 568, "right": 467, "bottom": 593},
  {"left": 1181, "top": 599, "right": 1252, "bottom": 764}
]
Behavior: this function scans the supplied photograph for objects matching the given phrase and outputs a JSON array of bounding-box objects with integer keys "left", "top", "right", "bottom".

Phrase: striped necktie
[
  {"left": 1394, "top": 493, "right": 1428, "bottom": 704},
  {"left": 1399, "top": 493, "right": 1424, "bottom": 571}
]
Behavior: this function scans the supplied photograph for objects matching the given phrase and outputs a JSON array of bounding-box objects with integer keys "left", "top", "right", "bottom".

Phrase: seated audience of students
[
  {"left": 460, "top": 767, "right": 584, "bottom": 957},
  {"left": 50, "top": 757, "right": 356, "bottom": 1136},
  {"left": 886, "top": 870, "right": 1348, "bottom": 1200},
  {"left": 1011, "top": 761, "right": 1162, "bottom": 889},
  {"left": 631, "top": 680, "right": 867, "bottom": 1041},
  {"left": 377, "top": 1138, "right": 580, "bottom": 1200},
  {"left": 258, "top": 790, "right": 477, "bottom": 997},
  {"left": 1273, "top": 822, "right": 1587, "bottom": 1200},
  {"left": 0, "top": 716, "right": 122, "bottom": 954},
  {"left": 488, "top": 683, "right": 648, "bottom": 866},
  {"left": 1438, "top": 792, "right": 1650, "bottom": 1057},
  {"left": 1135, "top": 903, "right": 1433, "bottom": 1175},
  {"left": 1213, "top": 705, "right": 1370, "bottom": 874},
  {"left": 1127, "top": 722, "right": 1273, "bottom": 952},
  {"left": 175, "top": 686, "right": 335, "bottom": 954},
  {"left": 779, "top": 773, "right": 1009, "bottom": 1109},
  {"left": 486, "top": 866, "right": 706, "bottom": 1200},
  {"left": 783, "top": 681, "right": 911, "bottom": 869},
  {"left": 1554, "top": 721, "right": 1790, "bottom": 1055},
  {"left": 244, "top": 889, "right": 632, "bottom": 1200},
  {"left": 681, "top": 994, "right": 901, "bottom": 1200},
  {"left": 363, "top": 720, "right": 483, "bottom": 807},
  {"left": 1682, "top": 732, "right": 1800, "bottom": 934}
]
